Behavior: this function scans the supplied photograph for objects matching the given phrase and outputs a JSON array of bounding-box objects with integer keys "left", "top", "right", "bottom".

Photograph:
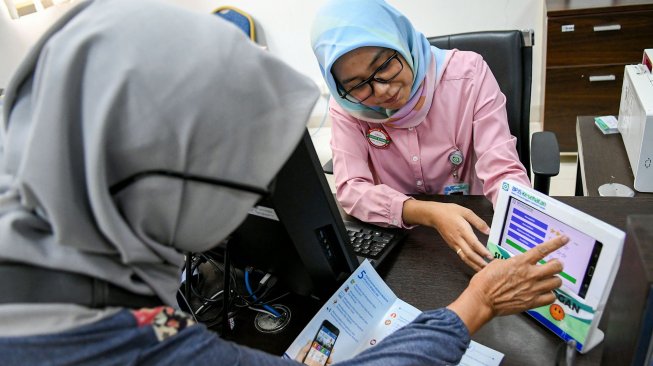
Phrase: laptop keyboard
[{"left": 346, "top": 227, "right": 396, "bottom": 259}]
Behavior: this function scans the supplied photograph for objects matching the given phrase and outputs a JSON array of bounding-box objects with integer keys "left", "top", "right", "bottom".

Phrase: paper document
[
  {"left": 458, "top": 340, "right": 504, "bottom": 366},
  {"left": 284, "top": 260, "right": 504, "bottom": 366}
]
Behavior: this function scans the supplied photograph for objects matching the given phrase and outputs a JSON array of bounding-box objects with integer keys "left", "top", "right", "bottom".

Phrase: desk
[
  {"left": 225, "top": 195, "right": 653, "bottom": 365},
  {"left": 576, "top": 116, "right": 653, "bottom": 197}
]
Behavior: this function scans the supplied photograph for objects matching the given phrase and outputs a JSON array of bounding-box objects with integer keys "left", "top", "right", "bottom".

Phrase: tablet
[{"left": 486, "top": 180, "right": 625, "bottom": 353}]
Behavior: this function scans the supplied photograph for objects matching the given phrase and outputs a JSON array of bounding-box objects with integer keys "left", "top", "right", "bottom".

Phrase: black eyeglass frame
[{"left": 334, "top": 50, "right": 403, "bottom": 104}]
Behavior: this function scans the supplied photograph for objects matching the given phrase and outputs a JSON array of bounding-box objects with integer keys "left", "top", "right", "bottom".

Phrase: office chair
[
  {"left": 428, "top": 29, "right": 559, "bottom": 194},
  {"left": 323, "top": 30, "right": 559, "bottom": 195}
]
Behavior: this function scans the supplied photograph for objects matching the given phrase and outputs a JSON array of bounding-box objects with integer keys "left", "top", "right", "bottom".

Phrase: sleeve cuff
[{"left": 391, "top": 195, "right": 417, "bottom": 229}]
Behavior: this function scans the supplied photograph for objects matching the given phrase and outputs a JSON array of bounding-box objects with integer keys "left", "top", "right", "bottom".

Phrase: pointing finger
[{"left": 524, "top": 236, "right": 569, "bottom": 264}]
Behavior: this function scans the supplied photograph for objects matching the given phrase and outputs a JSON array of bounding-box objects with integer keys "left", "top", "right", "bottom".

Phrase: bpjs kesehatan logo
[{"left": 511, "top": 186, "right": 546, "bottom": 209}]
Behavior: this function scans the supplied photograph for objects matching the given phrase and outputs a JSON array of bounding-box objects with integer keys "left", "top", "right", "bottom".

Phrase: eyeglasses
[{"left": 335, "top": 51, "right": 404, "bottom": 104}]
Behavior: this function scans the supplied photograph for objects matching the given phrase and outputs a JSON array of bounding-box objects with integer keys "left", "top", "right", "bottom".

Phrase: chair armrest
[
  {"left": 531, "top": 131, "right": 560, "bottom": 195},
  {"left": 323, "top": 158, "right": 334, "bottom": 175}
]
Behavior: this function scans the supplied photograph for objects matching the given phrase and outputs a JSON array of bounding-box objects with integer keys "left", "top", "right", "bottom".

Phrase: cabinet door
[
  {"left": 544, "top": 64, "right": 624, "bottom": 151},
  {"left": 547, "top": 10, "right": 653, "bottom": 67}
]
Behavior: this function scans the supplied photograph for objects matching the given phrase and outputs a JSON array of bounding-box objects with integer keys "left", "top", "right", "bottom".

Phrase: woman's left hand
[{"left": 402, "top": 200, "right": 493, "bottom": 271}]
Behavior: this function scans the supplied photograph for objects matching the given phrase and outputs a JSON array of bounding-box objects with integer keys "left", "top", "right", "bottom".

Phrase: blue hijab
[{"left": 311, "top": 0, "right": 445, "bottom": 117}]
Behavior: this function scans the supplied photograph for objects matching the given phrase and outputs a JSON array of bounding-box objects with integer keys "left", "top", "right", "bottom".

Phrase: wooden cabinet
[{"left": 543, "top": 0, "right": 653, "bottom": 152}]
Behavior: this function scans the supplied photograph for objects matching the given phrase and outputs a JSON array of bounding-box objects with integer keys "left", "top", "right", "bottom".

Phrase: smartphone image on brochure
[{"left": 303, "top": 320, "right": 339, "bottom": 366}]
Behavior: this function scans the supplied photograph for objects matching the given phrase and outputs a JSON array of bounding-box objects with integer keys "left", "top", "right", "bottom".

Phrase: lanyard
[{"left": 448, "top": 149, "right": 463, "bottom": 182}]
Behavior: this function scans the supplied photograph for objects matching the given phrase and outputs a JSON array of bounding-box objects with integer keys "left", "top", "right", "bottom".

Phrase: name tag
[{"left": 444, "top": 182, "right": 469, "bottom": 195}]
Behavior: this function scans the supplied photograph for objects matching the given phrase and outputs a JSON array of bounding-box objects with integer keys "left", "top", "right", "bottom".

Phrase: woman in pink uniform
[{"left": 311, "top": 0, "right": 531, "bottom": 271}]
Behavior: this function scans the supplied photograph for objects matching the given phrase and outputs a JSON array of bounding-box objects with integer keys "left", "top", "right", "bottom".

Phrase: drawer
[
  {"left": 547, "top": 10, "right": 653, "bottom": 66},
  {"left": 543, "top": 64, "right": 625, "bottom": 151}
]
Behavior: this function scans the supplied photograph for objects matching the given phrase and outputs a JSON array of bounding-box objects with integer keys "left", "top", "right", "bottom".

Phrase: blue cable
[{"left": 245, "top": 268, "right": 282, "bottom": 318}]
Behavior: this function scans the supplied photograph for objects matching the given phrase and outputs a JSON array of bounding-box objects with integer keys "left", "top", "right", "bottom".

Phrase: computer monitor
[
  {"left": 602, "top": 215, "right": 653, "bottom": 366},
  {"left": 228, "top": 130, "right": 360, "bottom": 298}
]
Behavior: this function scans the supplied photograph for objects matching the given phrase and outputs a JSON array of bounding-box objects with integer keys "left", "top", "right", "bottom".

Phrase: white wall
[
  {"left": 0, "top": 2, "right": 77, "bottom": 88},
  {"left": 0, "top": 0, "right": 545, "bottom": 122}
]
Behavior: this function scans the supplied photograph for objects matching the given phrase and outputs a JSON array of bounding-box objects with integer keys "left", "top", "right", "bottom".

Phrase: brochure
[{"left": 284, "top": 260, "right": 504, "bottom": 366}]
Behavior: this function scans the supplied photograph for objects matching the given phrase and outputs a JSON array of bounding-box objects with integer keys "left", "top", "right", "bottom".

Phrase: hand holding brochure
[{"left": 284, "top": 260, "right": 503, "bottom": 366}]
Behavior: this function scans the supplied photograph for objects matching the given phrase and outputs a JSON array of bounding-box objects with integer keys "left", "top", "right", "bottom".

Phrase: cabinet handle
[
  {"left": 593, "top": 24, "right": 621, "bottom": 32},
  {"left": 589, "top": 75, "right": 616, "bottom": 82}
]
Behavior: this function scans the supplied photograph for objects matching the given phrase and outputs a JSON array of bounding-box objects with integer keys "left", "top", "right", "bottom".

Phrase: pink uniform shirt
[{"left": 329, "top": 50, "right": 531, "bottom": 228}]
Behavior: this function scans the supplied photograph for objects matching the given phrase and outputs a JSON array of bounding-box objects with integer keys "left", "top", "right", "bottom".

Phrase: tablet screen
[{"left": 498, "top": 197, "right": 602, "bottom": 298}]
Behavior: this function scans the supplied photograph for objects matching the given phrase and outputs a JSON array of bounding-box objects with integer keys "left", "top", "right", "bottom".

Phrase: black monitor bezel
[{"left": 228, "top": 130, "right": 359, "bottom": 298}]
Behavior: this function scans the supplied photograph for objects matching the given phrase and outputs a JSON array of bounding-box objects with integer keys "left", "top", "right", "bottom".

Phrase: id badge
[{"left": 443, "top": 182, "right": 469, "bottom": 195}]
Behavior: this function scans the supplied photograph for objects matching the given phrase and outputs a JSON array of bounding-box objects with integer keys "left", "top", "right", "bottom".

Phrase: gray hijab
[{"left": 0, "top": 0, "right": 319, "bottom": 306}]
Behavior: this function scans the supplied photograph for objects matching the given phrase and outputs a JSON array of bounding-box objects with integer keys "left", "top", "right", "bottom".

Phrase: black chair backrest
[{"left": 428, "top": 30, "right": 533, "bottom": 177}]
